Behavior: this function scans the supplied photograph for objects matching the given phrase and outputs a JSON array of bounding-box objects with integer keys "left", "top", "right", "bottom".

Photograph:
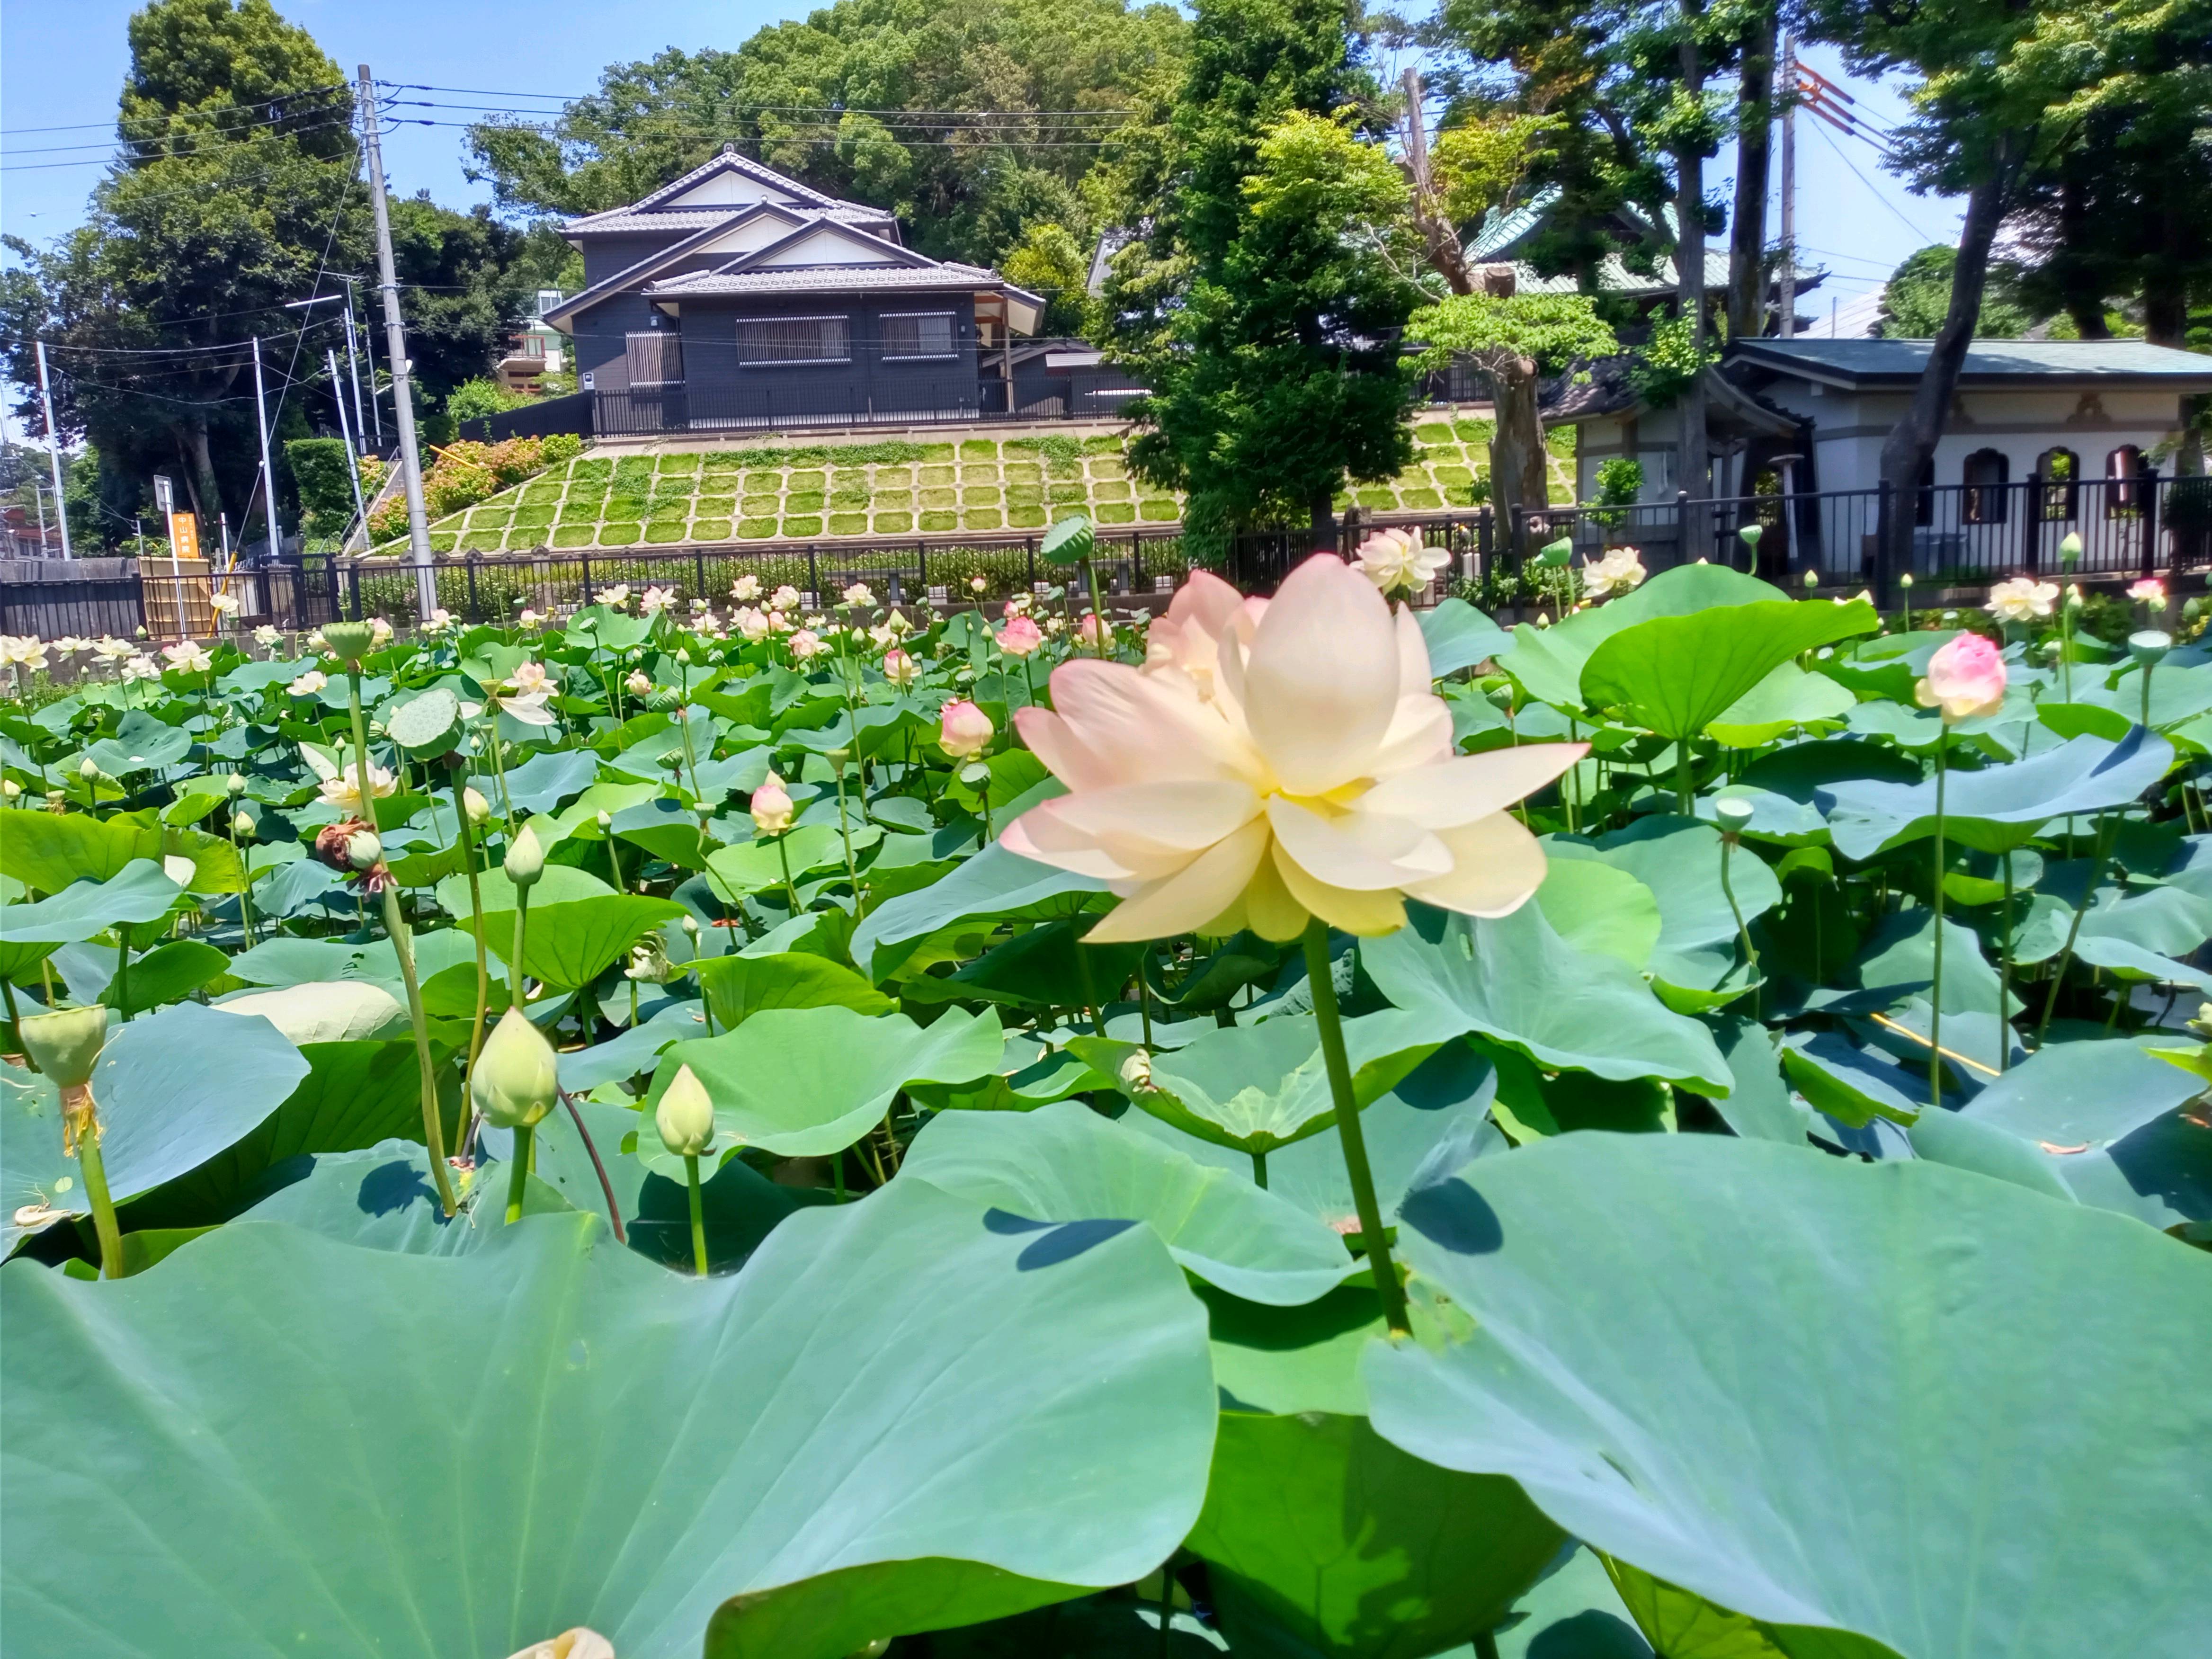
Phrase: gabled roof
[
  {"left": 541, "top": 211, "right": 765, "bottom": 329},
  {"left": 1469, "top": 189, "right": 1817, "bottom": 304},
  {"left": 565, "top": 204, "right": 894, "bottom": 237},
  {"left": 627, "top": 146, "right": 862, "bottom": 216},
  {"left": 1731, "top": 337, "right": 2212, "bottom": 388}
]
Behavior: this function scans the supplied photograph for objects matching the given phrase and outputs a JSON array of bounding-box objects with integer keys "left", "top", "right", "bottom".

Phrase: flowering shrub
[{"left": 368, "top": 433, "right": 583, "bottom": 546}]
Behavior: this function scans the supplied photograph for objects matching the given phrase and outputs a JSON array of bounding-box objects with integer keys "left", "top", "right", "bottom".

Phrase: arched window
[
  {"left": 1963, "top": 449, "right": 2009, "bottom": 524},
  {"left": 2107, "top": 445, "right": 2147, "bottom": 515},
  {"left": 2036, "top": 446, "right": 2079, "bottom": 519}
]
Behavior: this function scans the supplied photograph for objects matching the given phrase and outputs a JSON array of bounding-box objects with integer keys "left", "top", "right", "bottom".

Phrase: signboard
[
  {"left": 169, "top": 511, "right": 199, "bottom": 562},
  {"left": 152, "top": 474, "right": 176, "bottom": 516}
]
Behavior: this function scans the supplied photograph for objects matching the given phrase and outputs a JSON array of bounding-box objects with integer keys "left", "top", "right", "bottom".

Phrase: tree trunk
[
  {"left": 2054, "top": 178, "right": 2112, "bottom": 339},
  {"left": 179, "top": 410, "right": 226, "bottom": 529},
  {"left": 1674, "top": 14, "right": 1711, "bottom": 525},
  {"left": 1727, "top": 10, "right": 1778, "bottom": 342},
  {"left": 1310, "top": 488, "right": 1338, "bottom": 553},
  {"left": 1485, "top": 354, "right": 1550, "bottom": 546},
  {"left": 1878, "top": 139, "right": 2023, "bottom": 584}
]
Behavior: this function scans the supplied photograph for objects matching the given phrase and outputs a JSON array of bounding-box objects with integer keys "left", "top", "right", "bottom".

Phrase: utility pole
[
  {"left": 34, "top": 339, "right": 72, "bottom": 559},
  {"left": 358, "top": 64, "right": 437, "bottom": 616},
  {"left": 33, "top": 478, "right": 50, "bottom": 549},
  {"left": 251, "top": 337, "right": 282, "bottom": 567},
  {"left": 328, "top": 347, "right": 369, "bottom": 535},
  {"left": 1778, "top": 32, "right": 1797, "bottom": 339}
]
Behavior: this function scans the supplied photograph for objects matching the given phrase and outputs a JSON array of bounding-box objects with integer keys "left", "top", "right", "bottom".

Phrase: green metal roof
[{"left": 1732, "top": 338, "right": 2212, "bottom": 384}]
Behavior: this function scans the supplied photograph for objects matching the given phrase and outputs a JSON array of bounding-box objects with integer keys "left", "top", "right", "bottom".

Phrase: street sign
[{"left": 170, "top": 512, "right": 199, "bottom": 562}]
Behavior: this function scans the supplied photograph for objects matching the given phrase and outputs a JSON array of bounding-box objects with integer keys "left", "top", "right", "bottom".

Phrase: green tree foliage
[
  {"left": 999, "top": 222, "right": 1095, "bottom": 335},
  {"left": 463, "top": 0, "right": 1188, "bottom": 269},
  {"left": 1875, "top": 245, "right": 2034, "bottom": 339},
  {"left": 445, "top": 378, "right": 531, "bottom": 427},
  {"left": 282, "top": 437, "right": 357, "bottom": 536},
  {"left": 1108, "top": 2, "right": 1418, "bottom": 554}
]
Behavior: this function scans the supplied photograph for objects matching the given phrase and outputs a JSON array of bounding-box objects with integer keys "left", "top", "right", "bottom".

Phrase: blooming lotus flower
[
  {"left": 252, "top": 624, "right": 282, "bottom": 648},
  {"left": 998, "top": 616, "right": 1045, "bottom": 657},
  {"left": 119, "top": 654, "right": 159, "bottom": 683},
  {"left": 1582, "top": 547, "right": 1647, "bottom": 600},
  {"left": 369, "top": 617, "right": 393, "bottom": 647},
  {"left": 600, "top": 585, "right": 632, "bottom": 611},
  {"left": 842, "top": 582, "right": 875, "bottom": 608},
  {"left": 518, "top": 609, "right": 543, "bottom": 629},
  {"left": 209, "top": 591, "right": 241, "bottom": 616},
  {"left": 1916, "top": 632, "right": 2007, "bottom": 723},
  {"left": 93, "top": 636, "right": 134, "bottom": 660},
  {"left": 788, "top": 629, "right": 825, "bottom": 661},
  {"left": 1354, "top": 526, "right": 1450, "bottom": 597},
  {"left": 1985, "top": 577, "right": 2059, "bottom": 624},
  {"left": 289, "top": 669, "right": 329, "bottom": 696},
  {"left": 750, "top": 772, "right": 794, "bottom": 834},
  {"left": 882, "top": 647, "right": 919, "bottom": 687},
  {"left": 320, "top": 763, "right": 398, "bottom": 812},
  {"left": 970, "top": 575, "right": 988, "bottom": 594},
  {"left": 737, "top": 607, "right": 770, "bottom": 642},
  {"left": 1077, "top": 613, "right": 1107, "bottom": 647},
  {"left": 771, "top": 585, "right": 802, "bottom": 612},
  {"left": 509, "top": 660, "right": 549, "bottom": 694},
  {"left": 625, "top": 669, "right": 652, "bottom": 696},
  {"left": 768, "top": 610, "right": 795, "bottom": 635},
  {"left": 2128, "top": 578, "right": 2167, "bottom": 611},
  {"left": 52, "top": 635, "right": 92, "bottom": 656},
  {"left": 1003, "top": 553, "right": 1585, "bottom": 943},
  {"left": 161, "top": 640, "right": 214, "bottom": 674},
  {"left": 731, "top": 573, "right": 762, "bottom": 602},
  {"left": 641, "top": 585, "right": 676, "bottom": 617},
  {"left": 938, "top": 699, "right": 995, "bottom": 759}
]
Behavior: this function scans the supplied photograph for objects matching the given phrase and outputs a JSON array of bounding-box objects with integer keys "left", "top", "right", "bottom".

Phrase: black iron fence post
[
  {"left": 465, "top": 554, "right": 482, "bottom": 624},
  {"left": 807, "top": 547, "right": 820, "bottom": 596},
  {"left": 1872, "top": 479, "right": 1894, "bottom": 611},
  {"left": 580, "top": 550, "right": 593, "bottom": 606},
  {"left": 1025, "top": 536, "right": 1036, "bottom": 589},
  {"left": 694, "top": 546, "right": 707, "bottom": 602},
  {"left": 2143, "top": 467, "right": 2162, "bottom": 579}
]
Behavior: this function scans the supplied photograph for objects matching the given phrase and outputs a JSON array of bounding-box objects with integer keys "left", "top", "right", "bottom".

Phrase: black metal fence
[{"left": 591, "top": 378, "right": 1143, "bottom": 439}]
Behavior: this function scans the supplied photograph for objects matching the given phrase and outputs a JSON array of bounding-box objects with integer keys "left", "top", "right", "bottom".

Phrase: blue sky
[{"left": 2, "top": 0, "right": 1957, "bottom": 313}]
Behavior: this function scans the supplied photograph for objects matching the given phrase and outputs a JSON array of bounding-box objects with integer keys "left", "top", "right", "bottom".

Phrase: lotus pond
[{"left": 0, "top": 550, "right": 2204, "bottom": 1659}]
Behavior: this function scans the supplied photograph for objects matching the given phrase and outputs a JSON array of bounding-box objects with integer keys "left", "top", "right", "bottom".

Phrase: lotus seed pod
[
  {"left": 655, "top": 1063, "right": 716, "bottom": 1157},
  {"left": 232, "top": 812, "right": 254, "bottom": 837},
  {"left": 78, "top": 757, "right": 98, "bottom": 780},
  {"left": 463, "top": 786, "right": 491, "bottom": 825},
  {"left": 321, "top": 619, "right": 375, "bottom": 664},
  {"left": 1738, "top": 523, "right": 1763, "bottom": 547},
  {"left": 225, "top": 773, "right": 247, "bottom": 796},
  {"left": 16, "top": 1004, "right": 109, "bottom": 1089},
  {"left": 469, "top": 1006, "right": 559, "bottom": 1131},
  {"left": 2129, "top": 630, "right": 2173, "bottom": 668},
  {"left": 504, "top": 821, "right": 544, "bottom": 887},
  {"left": 1714, "top": 796, "right": 1756, "bottom": 830},
  {"left": 346, "top": 830, "right": 383, "bottom": 871}
]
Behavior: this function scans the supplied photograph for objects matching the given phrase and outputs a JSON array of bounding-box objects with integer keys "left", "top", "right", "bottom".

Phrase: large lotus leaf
[
  {"left": 902, "top": 1100, "right": 1357, "bottom": 1305},
  {"left": 695, "top": 951, "right": 892, "bottom": 1028},
  {"left": 211, "top": 980, "right": 409, "bottom": 1044},
  {"left": 478, "top": 892, "right": 686, "bottom": 989},
  {"left": 1816, "top": 729, "right": 2173, "bottom": 860},
  {"left": 1365, "top": 1134, "right": 2212, "bottom": 1659},
  {"left": 0, "top": 860, "right": 181, "bottom": 944},
  {"left": 1089, "top": 1009, "right": 1452, "bottom": 1157},
  {"left": 848, "top": 842, "right": 1110, "bottom": 980},
  {"left": 1958, "top": 1035, "right": 2201, "bottom": 1151},
  {"left": 1497, "top": 566, "right": 1790, "bottom": 714},
  {"left": 0, "top": 1179, "right": 1218, "bottom": 1659},
  {"left": 1573, "top": 816, "right": 1781, "bottom": 995},
  {"left": 1494, "top": 619, "right": 1597, "bottom": 712},
  {"left": 103, "top": 937, "right": 228, "bottom": 1014},
  {"left": 437, "top": 859, "right": 611, "bottom": 921},
  {"left": 1418, "top": 598, "right": 1514, "bottom": 678},
  {"left": 1581, "top": 598, "right": 1878, "bottom": 740},
  {"left": 491, "top": 747, "right": 601, "bottom": 813},
  {"left": 1497, "top": 1548, "right": 1653, "bottom": 1659},
  {"left": 559, "top": 999, "right": 709, "bottom": 1092},
  {"left": 1124, "top": 1040, "right": 1507, "bottom": 1233},
  {"left": 701, "top": 825, "right": 852, "bottom": 902},
  {"left": 1705, "top": 1016, "right": 1814, "bottom": 1144},
  {"left": 0, "top": 809, "right": 241, "bottom": 895},
  {"left": 1533, "top": 855, "right": 1662, "bottom": 969},
  {"left": 2054, "top": 1108, "right": 2212, "bottom": 1230},
  {"left": 1364, "top": 902, "right": 1730, "bottom": 1092},
  {"left": 85, "top": 708, "right": 193, "bottom": 775},
  {"left": 1706, "top": 663, "right": 1857, "bottom": 748},
  {"left": 2071, "top": 932, "right": 2212, "bottom": 995},
  {"left": 1, "top": 1001, "right": 307, "bottom": 1253},
  {"left": 642, "top": 1004, "right": 1007, "bottom": 1160}
]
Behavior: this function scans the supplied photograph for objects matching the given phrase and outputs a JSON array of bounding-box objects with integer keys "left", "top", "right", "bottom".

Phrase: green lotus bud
[
  {"left": 675, "top": 647, "right": 692, "bottom": 666},
  {"left": 681, "top": 914, "right": 701, "bottom": 939},
  {"left": 1899, "top": 573, "right": 1914, "bottom": 590},
  {"left": 17, "top": 1004, "right": 108, "bottom": 1088},
  {"left": 470, "top": 1005, "right": 559, "bottom": 1131},
  {"left": 1802, "top": 569, "right": 1819, "bottom": 591},
  {"left": 225, "top": 773, "right": 247, "bottom": 796},
  {"left": 2, "top": 779, "right": 19, "bottom": 800},
  {"left": 321, "top": 620, "right": 375, "bottom": 665},
  {"left": 2058, "top": 532, "right": 2083, "bottom": 569},
  {"left": 595, "top": 810, "right": 612, "bottom": 832},
  {"left": 232, "top": 812, "right": 255, "bottom": 837},
  {"left": 346, "top": 830, "right": 383, "bottom": 871},
  {"left": 504, "top": 821, "right": 544, "bottom": 887},
  {"left": 463, "top": 786, "right": 491, "bottom": 825},
  {"left": 655, "top": 1063, "right": 716, "bottom": 1157},
  {"left": 78, "top": 757, "right": 98, "bottom": 780}
]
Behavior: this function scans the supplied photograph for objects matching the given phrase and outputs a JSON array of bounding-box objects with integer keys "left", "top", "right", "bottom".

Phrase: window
[
  {"left": 2106, "top": 445, "right": 2146, "bottom": 515},
  {"left": 882, "top": 312, "right": 957, "bottom": 359},
  {"left": 624, "top": 330, "right": 684, "bottom": 386},
  {"left": 1963, "top": 449, "right": 2009, "bottom": 524},
  {"left": 738, "top": 316, "right": 850, "bottom": 365},
  {"left": 2036, "top": 447, "right": 2079, "bottom": 519}
]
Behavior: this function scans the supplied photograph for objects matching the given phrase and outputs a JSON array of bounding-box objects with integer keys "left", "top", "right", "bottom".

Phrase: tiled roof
[
  {"left": 567, "top": 204, "right": 893, "bottom": 235},
  {"left": 1733, "top": 338, "right": 2212, "bottom": 383},
  {"left": 646, "top": 262, "right": 1005, "bottom": 298}
]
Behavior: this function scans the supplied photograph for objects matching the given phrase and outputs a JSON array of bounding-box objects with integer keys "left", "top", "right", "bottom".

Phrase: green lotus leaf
[
  {"left": 695, "top": 951, "right": 893, "bottom": 1028},
  {"left": 1582, "top": 597, "right": 1879, "bottom": 740},
  {"left": 1534, "top": 854, "right": 1662, "bottom": 969},
  {"left": 211, "top": 979, "right": 409, "bottom": 1045},
  {"left": 0, "top": 859, "right": 180, "bottom": 944},
  {"left": 476, "top": 893, "right": 686, "bottom": 990},
  {"left": 1418, "top": 598, "right": 1514, "bottom": 678},
  {"left": 103, "top": 937, "right": 227, "bottom": 1014},
  {"left": 702, "top": 825, "right": 850, "bottom": 902},
  {"left": 1957, "top": 1035, "right": 2202, "bottom": 1151},
  {"left": 1366, "top": 1134, "right": 2212, "bottom": 1659},
  {"left": 1705, "top": 662, "right": 1857, "bottom": 748},
  {"left": 1, "top": 1179, "right": 1218, "bottom": 1658},
  {"left": 848, "top": 841, "right": 1109, "bottom": 980},
  {"left": 902, "top": 1099, "right": 1358, "bottom": 1305}
]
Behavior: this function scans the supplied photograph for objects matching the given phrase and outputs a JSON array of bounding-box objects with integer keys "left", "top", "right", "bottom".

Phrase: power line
[
  {"left": 0, "top": 98, "right": 354, "bottom": 157},
  {"left": 1804, "top": 119, "right": 1944, "bottom": 245},
  {"left": 0, "top": 114, "right": 355, "bottom": 172},
  {"left": 407, "top": 118, "right": 1127, "bottom": 150},
  {"left": 384, "top": 82, "right": 1149, "bottom": 120},
  {"left": 0, "top": 84, "right": 350, "bottom": 138}
]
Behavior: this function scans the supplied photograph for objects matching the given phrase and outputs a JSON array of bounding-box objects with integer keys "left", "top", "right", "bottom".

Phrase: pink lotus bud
[
  {"left": 997, "top": 616, "right": 1045, "bottom": 658},
  {"left": 882, "top": 647, "right": 919, "bottom": 687},
  {"left": 1077, "top": 613, "right": 1107, "bottom": 646},
  {"left": 750, "top": 772, "right": 794, "bottom": 835},
  {"left": 938, "top": 698, "right": 995, "bottom": 759},
  {"left": 1916, "top": 631, "right": 2007, "bottom": 723}
]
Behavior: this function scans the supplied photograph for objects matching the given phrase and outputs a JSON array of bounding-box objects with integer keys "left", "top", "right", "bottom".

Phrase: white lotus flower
[
  {"left": 1985, "top": 578, "right": 2059, "bottom": 624},
  {"left": 1, "top": 635, "right": 50, "bottom": 671},
  {"left": 731, "top": 573, "right": 762, "bottom": 602},
  {"left": 320, "top": 764, "right": 398, "bottom": 812},
  {"left": 253, "top": 625, "right": 283, "bottom": 648},
  {"left": 1006, "top": 554, "right": 1585, "bottom": 942},
  {"left": 1582, "top": 547, "right": 1647, "bottom": 599},
  {"left": 289, "top": 670, "right": 329, "bottom": 696},
  {"left": 209, "top": 591, "right": 241, "bottom": 616},
  {"left": 641, "top": 585, "right": 676, "bottom": 617},
  {"left": 599, "top": 584, "right": 632, "bottom": 611},
  {"left": 843, "top": 582, "right": 876, "bottom": 608},
  {"left": 1354, "top": 527, "right": 1449, "bottom": 598},
  {"left": 771, "top": 585, "right": 801, "bottom": 612},
  {"left": 161, "top": 640, "right": 214, "bottom": 674},
  {"left": 93, "top": 636, "right": 134, "bottom": 660}
]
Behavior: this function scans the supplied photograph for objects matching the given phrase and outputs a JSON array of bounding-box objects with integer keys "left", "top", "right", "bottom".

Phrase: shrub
[
  {"left": 446, "top": 378, "right": 530, "bottom": 425},
  {"left": 285, "top": 438, "right": 358, "bottom": 536}
]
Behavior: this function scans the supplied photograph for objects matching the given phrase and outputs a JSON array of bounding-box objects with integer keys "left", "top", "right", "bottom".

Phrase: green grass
[
  {"left": 872, "top": 511, "right": 913, "bottom": 534},
  {"left": 919, "top": 511, "right": 958, "bottom": 532},
  {"left": 644, "top": 522, "right": 688, "bottom": 543},
  {"left": 829, "top": 513, "right": 869, "bottom": 535},
  {"left": 782, "top": 516, "right": 824, "bottom": 536},
  {"left": 693, "top": 518, "right": 733, "bottom": 541}
]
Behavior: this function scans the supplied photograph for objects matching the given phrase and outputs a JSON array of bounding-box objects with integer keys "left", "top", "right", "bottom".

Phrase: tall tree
[
  {"left": 1725, "top": 5, "right": 1780, "bottom": 343},
  {"left": 0, "top": 0, "right": 361, "bottom": 539},
  {"left": 1106, "top": 0, "right": 1418, "bottom": 553}
]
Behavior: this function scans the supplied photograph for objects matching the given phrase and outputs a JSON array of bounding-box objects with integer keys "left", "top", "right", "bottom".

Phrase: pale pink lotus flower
[
  {"left": 1077, "top": 613, "right": 1107, "bottom": 647},
  {"left": 121, "top": 654, "right": 161, "bottom": 683},
  {"left": 938, "top": 698, "right": 995, "bottom": 759},
  {"left": 842, "top": 582, "right": 876, "bottom": 608},
  {"left": 1144, "top": 570, "right": 1268, "bottom": 703},
  {"left": 161, "top": 639, "right": 214, "bottom": 674},
  {"left": 641, "top": 586, "right": 676, "bottom": 617},
  {"left": 768, "top": 610, "right": 796, "bottom": 635},
  {"left": 736, "top": 607, "right": 770, "bottom": 641},
  {"left": 320, "top": 763, "right": 397, "bottom": 813},
  {"left": 625, "top": 669, "right": 652, "bottom": 696},
  {"left": 599, "top": 585, "right": 632, "bottom": 611},
  {"left": 998, "top": 615, "right": 1045, "bottom": 658},
  {"left": 288, "top": 669, "right": 328, "bottom": 696},
  {"left": 788, "top": 629, "right": 825, "bottom": 661},
  {"left": 731, "top": 573, "right": 762, "bottom": 602},
  {"left": 770, "top": 585, "right": 802, "bottom": 612},
  {"left": 882, "top": 647, "right": 920, "bottom": 687},
  {"left": 1916, "top": 632, "right": 2008, "bottom": 723},
  {"left": 750, "top": 772, "right": 794, "bottom": 835},
  {"left": 1004, "top": 553, "right": 1585, "bottom": 943},
  {"left": 2128, "top": 578, "right": 2167, "bottom": 611},
  {"left": 1985, "top": 578, "right": 2059, "bottom": 623},
  {"left": 1354, "top": 526, "right": 1449, "bottom": 597},
  {"left": 368, "top": 617, "right": 393, "bottom": 647},
  {"left": 509, "top": 660, "right": 549, "bottom": 694}
]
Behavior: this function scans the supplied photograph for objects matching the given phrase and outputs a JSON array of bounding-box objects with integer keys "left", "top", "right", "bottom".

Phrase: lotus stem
[
  {"left": 2038, "top": 812, "right": 2112, "bottom": 1043},
  {"left": 67, "top": 1089, "right": 125, "bottom": 1279},
  {"left": 1998, "top": 849, "right": 2015, "bottom": 1073},
  {"left": 1718, "top": 838, "right": 1759, "bottom": 1020},
  {"left": 776, "top": 829, "right": 800, "bottom": 913},
  {"left": 1302, "top": 918, "right": 1410, "bottom": 1335},
  {"left": 113, "top": 937, "right": 131, "bottom": 1022},
  {"left": 1473, "top": 1633, "right": 1502, "bottom": 1659},
  {"left": 1250, "top": 1150, "right": 1267, "bottom": 1188},
  {"left": 1675, "top": 738, "right": 1694, "bottom": 817},
  {"left": 451, "top": 772, "right": 490, "bottom": 1078},
  {"left": 684, "top": 1151, "right": 708, "bottom": 1275},
  {"left": 0, "top": 979, "right": 23, "bottom": 1056},
  {"left": 1085, "top": 557, "right": 1109, "bottom": 660},
  {"left": 1928, "top": 732, "right": 1949, "bottom": 1109},
  {"left": 832, "top": 759, "right": 863, "bottom": 904},
  {"left": 505, "top": 1123, "right": 533, "bottom": 1223},
  {"left": 382, "top": 883, "right": 457, "bottom": 1217},
  {"left": 554, "top": 1089, "right": 626, "bottom": 1244},
  {"left": 511, "top": 886, "right": 530, "bottom": 996}
]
